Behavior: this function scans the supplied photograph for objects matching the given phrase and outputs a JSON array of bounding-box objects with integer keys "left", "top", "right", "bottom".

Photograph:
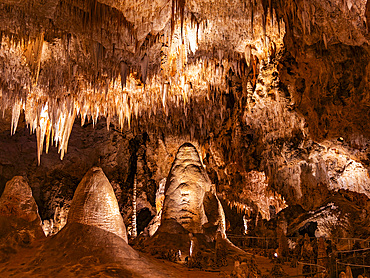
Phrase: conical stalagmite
[
  {"left": 68, "top": 167, "right": 128, "bottom": 242},
  {"left": 0, "top": 176, "right": 41, "bottom": 223}
]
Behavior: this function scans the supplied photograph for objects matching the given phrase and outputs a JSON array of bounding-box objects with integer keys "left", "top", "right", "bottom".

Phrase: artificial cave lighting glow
[
  {"left": 243, "top": 215, "right": 248, "bottom": 235},
  {"left": 0, "top": 0, "right": 287, "bottom": 163}
]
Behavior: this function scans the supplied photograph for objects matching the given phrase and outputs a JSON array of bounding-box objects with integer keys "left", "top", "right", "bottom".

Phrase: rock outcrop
[
  {"left": 0, "top": 176, "right": 44, "bottom": 262},
  {"left": 0, "top": 176, "right": 41, "bottom": 223},
  {"left": 68, "top": 167, "right": 127, "bottom": 242}
]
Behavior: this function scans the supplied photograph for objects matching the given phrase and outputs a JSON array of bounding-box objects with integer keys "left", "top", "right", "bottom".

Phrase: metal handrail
[
  {"left": 226, "top": 234, "right": 370, "bottom": 242},
  {"left": 227, "top": 234, "right": 370, "bottom": 277},
  {"left": 336, "top": 262, "right": 370, "bottom": 268},
  {"left": 335, "top": 247, "right": 370, "bottom": 254},
  {"left": 297, "top": 261, "right": 326, "bottom": 271},
  {"left": 335, "top": 247, "right": 370, "bottom": 278}
]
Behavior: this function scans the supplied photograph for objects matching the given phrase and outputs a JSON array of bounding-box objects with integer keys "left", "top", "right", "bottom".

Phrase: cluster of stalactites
[
  {"left": 275, "top": 0, "right": 359, "bottom": 49},
  {"left": 226, "top": 199, "right": 252, "bottom": 216},
  {"left": 0, "top": 0, "right": 287, "bottom": 164},
  {"left": 0, "top": 42, "right": 235, "bottom": 165}
]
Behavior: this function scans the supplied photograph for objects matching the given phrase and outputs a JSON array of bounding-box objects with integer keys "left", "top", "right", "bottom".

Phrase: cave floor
[{"left": 0, "top": 236, "right": 300, "bottom": 278}]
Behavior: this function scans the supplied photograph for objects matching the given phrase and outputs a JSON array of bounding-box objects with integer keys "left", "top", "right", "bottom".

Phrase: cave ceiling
[{"left": 0, "top": 0, "right": 369, "bottom": 166}]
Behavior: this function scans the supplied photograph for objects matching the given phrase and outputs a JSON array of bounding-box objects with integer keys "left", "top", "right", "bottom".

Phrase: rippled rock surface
[{"left": 162, "top": 143, "right": 211, "bottom": 233}]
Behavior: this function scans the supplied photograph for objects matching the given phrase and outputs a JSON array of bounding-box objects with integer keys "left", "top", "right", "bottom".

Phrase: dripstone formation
[
  {"left": 0, "top": 0, "right": 369, "bottom": 276},
  {"left": 0, "top": 176, "right": 42, "bottom": 223},
  {"left": 0, "top": 168, "right": 176, "bottom": 277},
  {"left": 140, "top": 143, "right": 237, "bottom": 265},
  {"left": 68, "top": 167, "right": 128, "bottom": 242},
  {"left": 162, "top": 142, "right": 226, "bottom": 237},
  {"left": 0, "top": 176, "right": 44, "bottom": 262}
]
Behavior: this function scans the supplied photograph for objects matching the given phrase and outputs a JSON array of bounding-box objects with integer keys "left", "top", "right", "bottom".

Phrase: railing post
[
  {"left": 298, "top": 262, "right": 303, "bottom": 276},
  {"left": 348, "top": 239, "right": 350, "bottom": 251}
]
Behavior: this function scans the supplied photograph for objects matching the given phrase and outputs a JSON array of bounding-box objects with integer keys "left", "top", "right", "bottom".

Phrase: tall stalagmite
[
  {"left": 68, "top": 167, "right": 128, "bottom": 242},
  {"left": 0, "top": 176, "right": 44, "bottom": 262},
  {"left": 162, "top": 143, "right": 226, "bottom": 236}
]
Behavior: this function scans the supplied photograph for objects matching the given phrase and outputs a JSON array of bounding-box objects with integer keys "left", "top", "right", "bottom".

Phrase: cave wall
[{"left": 0, "top": 0, "right": 369, "bottom": 238}]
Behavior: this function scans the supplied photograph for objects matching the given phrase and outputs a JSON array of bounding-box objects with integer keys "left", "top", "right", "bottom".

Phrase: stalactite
[
  {"left": 0, "top": 0, "right": 288, "bottom": 163},
  {"left": 323, "top": 33, "right": 328, "bottom": 49},
  {"left": 120, "top": 61, "right": 127, "bottom": 89},
  {"left": 244, "top": 45, "right": 251, "bottom": 67},
  {"left": 141, "top": 54, "right": 149, "bottom": 85},
  {"left": 45, "top": 121, "right": 51, "bottom": 154},
  {"left": 347, "top": 0, "right": 353, "bottom": 11},
  {"left": 163, "top": 82, "right": 169, "bottom": 109},
  {"left": 251, "top": 0, "right": 254, "bottom": 38},
  {"left": 11, "top": 99, "right": 22, "bottom": 136}
]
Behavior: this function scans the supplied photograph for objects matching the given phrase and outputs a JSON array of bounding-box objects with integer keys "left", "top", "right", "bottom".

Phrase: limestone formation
[
  {"left": 0, "top": 176, "right": 41, "bottom": 223},
  {"left": 162, "top": 143, "right": 210, "bottom": 233},
  {"left": 0, "top": 0, "right": 370, "bottom": 275},
  {"left": 0, "top": 176, "right": 44, "bottom": 262},
  {"left": 68, "top": 167, "right": 127, "bottom": 242},
  {"left": 162, "top": 143, "right": 225, "bottom": 236},
  {"left": 147, "top": 178, "right": 166, "bottom": 236}
]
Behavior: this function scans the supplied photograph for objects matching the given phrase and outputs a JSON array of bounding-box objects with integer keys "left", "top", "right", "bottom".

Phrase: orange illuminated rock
[
  {"left": 68, "top": 167, "right": 128, "bottom": 242},
  {"left": 0, "top": 176, "right": 41, "bottom": 223},
  {"left": 162, "top": 143, "right": 225, "bottom": 236},
  {"left": 0, "top": 176, "right": 44, "bottom": 262},
  {"left": 162, "top": 143, "right": 210, "bottom": 233}
]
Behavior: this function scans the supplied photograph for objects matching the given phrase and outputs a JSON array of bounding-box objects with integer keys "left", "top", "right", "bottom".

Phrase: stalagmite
[
  {"left": 68, "top": 167, "right": 128, "bottom": 242},
  {"left": 0, "top": 176, "right": 42, "bottom": 223},
  {"left": 132, "top": 175, "right": 137, "bottom": 239},
  {"left": 161, "top": 143, "right": 226, "bottom": 237}
]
